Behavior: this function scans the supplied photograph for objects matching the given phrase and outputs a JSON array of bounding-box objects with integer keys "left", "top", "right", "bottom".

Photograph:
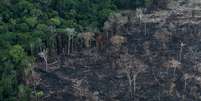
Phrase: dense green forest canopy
[{"left": 0, "top": 0, "right": 156, "bottom": 100}]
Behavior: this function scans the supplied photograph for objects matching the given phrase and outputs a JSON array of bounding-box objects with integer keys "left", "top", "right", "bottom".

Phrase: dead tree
[
  {"left": 153, "top": 30, "right": 172, "bottom": 49},
  {"left": 95, "top": 32, "right": 107, "bottom": 51},
  {"left": 117, "top": 52, "right": 146, "bottom": 101},
  {"left": 179, "top": 42, "right": 185, "bottom": 61},
  {"left": 64, "top": 28, "right": 76, "bottom": 55},
  {"left": 162, "top": 58, "right": 182, "bottom": 76},
  {"left": 110, "top": 35, "right": 127, "bottom": 47},
  {"left": 38, "top": 49, "right": 48, "bottom": 72},
  {"left": 79, "top": 32, "right": 95, "bottom": 48},
  {"left": 110, "top": 35, "right": 127, "bottom": 68}
]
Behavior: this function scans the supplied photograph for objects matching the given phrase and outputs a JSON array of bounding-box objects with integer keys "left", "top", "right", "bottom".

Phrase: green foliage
[
  {"left": 18, "top": 84, "right": 31, "bottom": 101},
  {"left": 144, "top": 0, "right": 154, "bottom": 7},
  {"left": 0, "top": 0, "right": 114, "bottom": 99},
  {"left": 0, "top": 74, "right": 17, "bottom": 101},
  {"left": 35, "top": 91, "right": 44, "bottom": 98},
  {"left": 36, "top": 24, "right": 48, "bottom": 32},
  {"left": 0, "top": 0, "right": 148, "bottom": 100},
  {"left": 24, "top": 17, "right": 38, "bottom": 28},
  {"left": 0, "top": 37, "right": 32, "bottom": 101},
  {"left": 9, "top": 45, "right": 25, "bottom": 63},
  {"left": 16, "top": 23, "right": 30, "bottom": 32},
  {"left": 49, "top": 17, "right": 61, "bottom": 26}
]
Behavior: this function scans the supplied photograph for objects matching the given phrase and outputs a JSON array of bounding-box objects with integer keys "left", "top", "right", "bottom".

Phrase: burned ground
[{"left": 36, "top": 1, "right": 201, "bottom": 101}]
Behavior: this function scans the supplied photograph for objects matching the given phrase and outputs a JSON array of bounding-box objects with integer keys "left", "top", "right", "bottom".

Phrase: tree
[
  {"left": 38, "top": 49, "right": 48, "bottom": 72},
  {"left": 113, "top": 0, "right": 145, "bottom": 9},
  {"left": 0, "top": 0, "right": 147, "bottom": 100},
  {"left": 18, "top": 84, "right": 31, "bottom": 101},
  {"left": 64, "top": 28, "right": 77, "bottom": 55},
  {"left": 79, "top": 32, "right": 95, "bottom": 48},
  {"left": 24, "top": 17, "right": 38, "bottom": 28},
  {"left": 49, "top": 17, "right": 61, "bottom": 26},
  {"left": 144, "top": 0, "right": 154, "bottom": 7},
  {"left": 16, "top": 23, "right": 30, "bottom": 32},
  {"left": 9, "top": 45, "right": 26, "bottom": 63},
  {"left": 162, "top": 58, "right": 182, "bottom": 76},
  {"left": 0, "top": 44, "right": 32, "bottom": 101},
  {"left": 153, "top": 31, "right": 172, "bottom": 49},
  {"left": 110, "top": 35, "right": 127, "bottom": 47},
  {"left": 117, "top": 52, "right": 146, "bottom": 101}
]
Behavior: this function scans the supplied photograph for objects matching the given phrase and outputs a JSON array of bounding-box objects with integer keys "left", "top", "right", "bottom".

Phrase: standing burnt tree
[{"left": 117, "top": 52, "right": 146, "bottom": 101}]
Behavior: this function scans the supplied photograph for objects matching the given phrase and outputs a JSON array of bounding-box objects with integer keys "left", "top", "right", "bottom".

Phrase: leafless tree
[
  {"left": 179, "top": 42, "right": 185, "bottom": 61},
  {"left": 38, "top": 49, "right": 48, "bottom": 72},
  {"left": 183, "top": 73, "right": 194, "bottom": 92},
  {"left": 103, "top": 12, "right": 129, "bottom": 36},
  {"left": 72, "top": 79, "right": 100, "bottom": 101},
  {"left": 136, "top": 8, "right": 144, "bottom": 24},
  {"left": 64, "top": 28, "right": 76, "bottom": 55},
  {"left": 162, "top": 58, "right": 182, "bottom": 76},
  {"left": 153, "top": 30, "right": 172, "bottom": 49},
  {"left": 117, "top": 52, "right": 146, "bottom": 101}
]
